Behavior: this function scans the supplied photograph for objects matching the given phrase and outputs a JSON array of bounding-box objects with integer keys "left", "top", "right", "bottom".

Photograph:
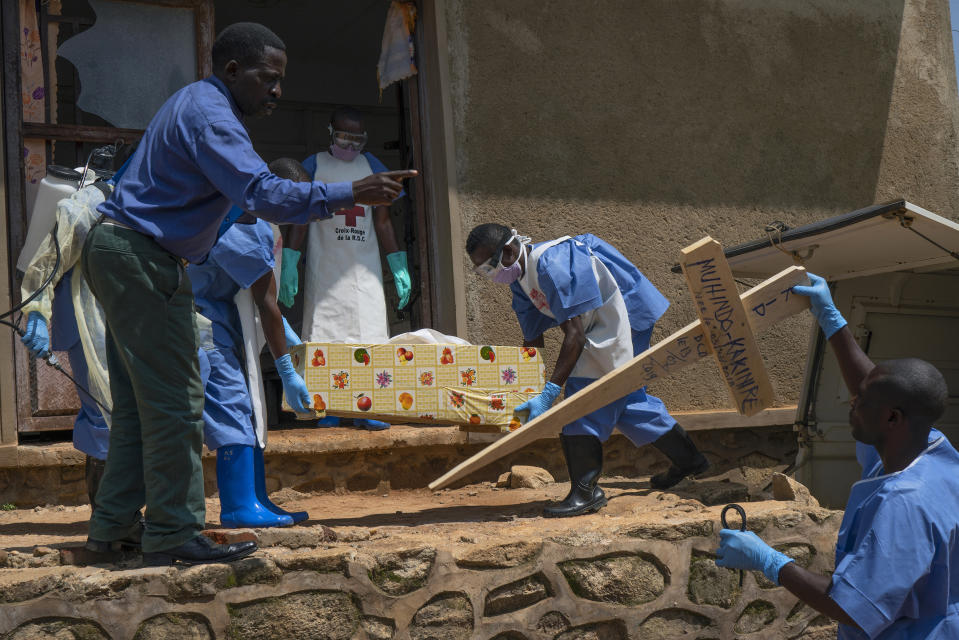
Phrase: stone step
[{"left": 1, "top": 423, "right": 799, "bottom": 509}]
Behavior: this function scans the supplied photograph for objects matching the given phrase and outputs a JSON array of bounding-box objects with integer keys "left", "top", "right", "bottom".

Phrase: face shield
[{"left": 328, "top": 124, "right": 368, "bottom": 152}]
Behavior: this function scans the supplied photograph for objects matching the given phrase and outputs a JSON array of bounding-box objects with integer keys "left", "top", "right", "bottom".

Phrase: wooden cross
[{"left": 428, "top": 237, "right": 810, "bottom": 490}]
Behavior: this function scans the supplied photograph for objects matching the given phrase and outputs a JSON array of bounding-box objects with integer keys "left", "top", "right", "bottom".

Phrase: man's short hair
[
  {"left": 330, "top": 106, "right": 364, "bottom": 127},
  {"left": 212, "top": 22, "right": 286, "bottom": 70},
  {"left": 466, "top": 223, "right": 511, "bottom": 255},
  {"left": 268, "top": 157, "right": 310, "bottom": 182},
  {"left": 870, "top": 358, "right": 949, "bottom": 430}
]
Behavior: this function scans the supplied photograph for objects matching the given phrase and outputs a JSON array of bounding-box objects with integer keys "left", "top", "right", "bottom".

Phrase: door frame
[{"left": 412, "top": 0, "right": 467, "bottom": 337}]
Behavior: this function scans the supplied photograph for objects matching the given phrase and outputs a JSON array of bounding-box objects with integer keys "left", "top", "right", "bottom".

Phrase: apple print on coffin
[{"left": 355, "top": 393, "right": 372, "bottom": 412}]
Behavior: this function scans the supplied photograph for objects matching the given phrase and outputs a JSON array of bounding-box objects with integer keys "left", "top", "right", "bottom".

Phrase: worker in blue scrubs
[
  {"left": 466, "top": 223, "right": 710, "bottom": 518},
  {"left": 715, "top": 273, "right": 959, "bottom": 639},
  {"left": 190, "top": 159, "right": 313, "bottom": 529},
  {"left": 81, "top": 22, "right": 415, "bottom": 566}
]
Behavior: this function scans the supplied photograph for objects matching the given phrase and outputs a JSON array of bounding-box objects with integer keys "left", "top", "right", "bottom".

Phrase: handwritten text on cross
[{"left": 683, "top": 251, "right": 774, "bottom": 416}]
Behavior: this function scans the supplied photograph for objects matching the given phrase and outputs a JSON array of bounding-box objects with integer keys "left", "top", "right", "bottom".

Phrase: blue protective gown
[
  {"left": 831, "top": 430, "right": 959, "bottom": 639},
  {"left": 510, "top": 234, "right": 676, "bottom": 445},
  {"left": 187, "top": 219, "right": 275, "bottom": 450}
]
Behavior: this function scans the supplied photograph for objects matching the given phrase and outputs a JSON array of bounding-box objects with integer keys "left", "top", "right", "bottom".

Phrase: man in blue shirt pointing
[{"left": 80, "top": 22, "right": 416, "bottom": 566}]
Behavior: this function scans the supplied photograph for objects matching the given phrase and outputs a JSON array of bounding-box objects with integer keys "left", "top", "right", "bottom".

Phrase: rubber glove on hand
[
  {"left": 21, "top": 311, "right": 50, "bottom": 358},
  {"left": 275, "top": 354, "right": 311, "bottom": 414},
  {"left": 792, "top": 273, "right": 847, "bottom": 339},
  {"left": 715, "top": 529, "right": 794, "bottom": 585},
  {"left": 515, "top": 381, "right": 562, "bottom": 422},
  {"left": 281, "top": 317, "right": 302, "bottom": 349},
  {"left": 278, "top": 248, "right": 301, "bottom": 308},
  {"left": 386, "top": 251, "right": 411, "bottom": 310}
]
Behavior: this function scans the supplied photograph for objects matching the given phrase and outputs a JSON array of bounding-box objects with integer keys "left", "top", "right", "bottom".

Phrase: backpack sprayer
[{"left": 0, "top": 142, "right": 122, "bottom": 415}]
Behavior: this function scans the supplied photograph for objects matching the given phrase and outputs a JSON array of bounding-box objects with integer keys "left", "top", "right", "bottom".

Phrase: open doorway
[
  {"left": 214, "top": 1, "right": 432, "bottom": 426},
  {"left": 215, "top": 0, "right": 426, "bottom": 339},
  {"left": 5, "top": 0, "right": 439, "bottom": 438}
]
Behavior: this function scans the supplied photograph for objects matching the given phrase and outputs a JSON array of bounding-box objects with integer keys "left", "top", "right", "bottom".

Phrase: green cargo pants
[{"left": 80, "top": 221, "right": 205, "bottom": 552}]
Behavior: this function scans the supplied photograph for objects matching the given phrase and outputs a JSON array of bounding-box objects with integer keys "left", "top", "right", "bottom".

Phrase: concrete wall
[{"left": 444, "top": 0, "right": 959, "bottom": 411}]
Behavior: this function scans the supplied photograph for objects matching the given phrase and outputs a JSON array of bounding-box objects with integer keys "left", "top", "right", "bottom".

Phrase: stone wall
[
  {"left": 444, "top": 0, "right": 959, "bottom": 413},
  {"left": 1, "top": 425, "right": 797, "bottom": 508},
  {"left": 0, "top": 491, "right": 840, "bottom": 639}
]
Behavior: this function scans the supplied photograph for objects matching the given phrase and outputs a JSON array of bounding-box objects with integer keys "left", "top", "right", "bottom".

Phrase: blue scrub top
[
  {"left": 188, "top": 219, "right": 275, "bottom": 351},
  {"left": 99, "top": 75, "right": 353, "bottom": 263},
  {"left": 831, "top": 430, "right": 959, "bottom": 639},
  {"left": 509, "top": 234, "right": 670, "bottom": 341}
]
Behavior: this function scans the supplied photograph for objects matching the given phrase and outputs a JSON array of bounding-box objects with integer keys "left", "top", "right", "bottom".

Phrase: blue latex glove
[
  {"left": 386, "top": 251, "right": 411, "bottom": 309},
  {"left": 514, "top": 381, "right": 562, "bottom": 421},
  {"left": 21, "top": 311, "right": 50, "bottom": 358},
  {"left": 792, "top": 272, "right": 847, "bottom": 339},
  {"left": 278, "top": 248, "right": 301, "bottom": 308},
  {"left": 281, "top": 317, "right": 302, "bottom": 349},
  {"left": 275, "top": 354, "right": 311, "bottom": 413},
  {"left": 715, "top": 529, "right": 794, "bottom": 585}
]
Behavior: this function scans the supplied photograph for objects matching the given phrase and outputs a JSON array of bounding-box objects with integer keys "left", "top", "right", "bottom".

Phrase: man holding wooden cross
[
  {"left": 466, "top": 224, "right": 710, "bottom": 517},
  {"left": 716, "top": 274, "right": 959, "bottom": 639}
]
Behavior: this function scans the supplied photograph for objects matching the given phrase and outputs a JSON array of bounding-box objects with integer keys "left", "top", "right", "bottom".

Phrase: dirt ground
[{"left": 0, "top": 472, "right": 755, "bottom": 555}]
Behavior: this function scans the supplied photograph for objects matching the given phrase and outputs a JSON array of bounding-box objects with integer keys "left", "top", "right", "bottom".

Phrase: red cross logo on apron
[{"left": 336, "top": 206, "right": 365, "bottom": 227}]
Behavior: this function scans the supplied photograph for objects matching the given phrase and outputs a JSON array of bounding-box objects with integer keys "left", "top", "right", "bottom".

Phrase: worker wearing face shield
[
  {"left": 466, "top": 223, "right": 710, "bottom": 517},
  {"left": 281, "top": 106, "right": 409, "bottom": 431}
]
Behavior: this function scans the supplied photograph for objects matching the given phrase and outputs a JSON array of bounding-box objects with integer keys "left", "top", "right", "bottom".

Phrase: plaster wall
[{"left": 444, "top": 0, "right": 959, "bottom": 411}]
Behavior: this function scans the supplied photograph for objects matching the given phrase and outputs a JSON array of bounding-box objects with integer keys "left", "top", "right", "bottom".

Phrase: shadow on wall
[{"left": 452, "top": 0, "right": 906, "bottom": 210}]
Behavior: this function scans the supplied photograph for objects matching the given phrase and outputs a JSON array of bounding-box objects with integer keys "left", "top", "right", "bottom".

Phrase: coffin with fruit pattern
[{"left": 284, "top": 343, "right": 547, "bottom": 430}]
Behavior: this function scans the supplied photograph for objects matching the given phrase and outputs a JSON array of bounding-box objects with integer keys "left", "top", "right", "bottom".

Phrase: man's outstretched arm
[{"left": 793, "top": 273, "right": 874, "bottom": 395}]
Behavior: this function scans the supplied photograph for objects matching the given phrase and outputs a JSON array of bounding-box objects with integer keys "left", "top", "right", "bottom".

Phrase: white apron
[
  {"left": 518, "top": 237, "right": 634, "bottom": 380},
  {"left": 234, "top": 222, "right": 284, "bottom": 447},
  {"left": 303, "top": 152, "right": 389, "bottom": 343}
]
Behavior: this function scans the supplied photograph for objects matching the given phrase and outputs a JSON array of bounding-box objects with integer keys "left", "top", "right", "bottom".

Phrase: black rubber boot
[
  {"left": 649, "top": 424, "right": 710, "bottom": 490},
  {"left": 85, "top": 455, "right": 105, "bottom": 512},
  {"left": 543, "top": 434, "right": 608, "bottom": 518}
]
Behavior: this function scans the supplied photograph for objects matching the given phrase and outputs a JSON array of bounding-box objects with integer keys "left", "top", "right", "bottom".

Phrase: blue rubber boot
[
  {"left": 354, "top": 418, "right": 390, "bottom": 431},
  {"left": 317, "top": 416, "right": 340, "bottom": 427},
  {"left": 253, "top": 446, "right": 308, "bottom": 524},
  {"left": 217, "top": 445, "right": 294, "bottom": 528}
]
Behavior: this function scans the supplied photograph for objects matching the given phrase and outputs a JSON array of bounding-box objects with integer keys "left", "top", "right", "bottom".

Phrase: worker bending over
[
  {"left": 715, "top": 273, "right": 958, "bottom": 639},
  {"left": 190, "top": 158, "right": 313, "bottom": 529},
  {"left": 81, "top": 22, "right": 415, "bottom": 566},
  {"left": 466, "top": 224, "right": 709, "bottom": 517}
]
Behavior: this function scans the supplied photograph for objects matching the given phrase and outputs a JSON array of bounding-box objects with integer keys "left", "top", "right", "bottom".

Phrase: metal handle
[
  {"left": 721, "top": 503, "right": 747, "bottom": 586},
  {"left": 721, "top": 503, "right": 747, "bottom": 531}
]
